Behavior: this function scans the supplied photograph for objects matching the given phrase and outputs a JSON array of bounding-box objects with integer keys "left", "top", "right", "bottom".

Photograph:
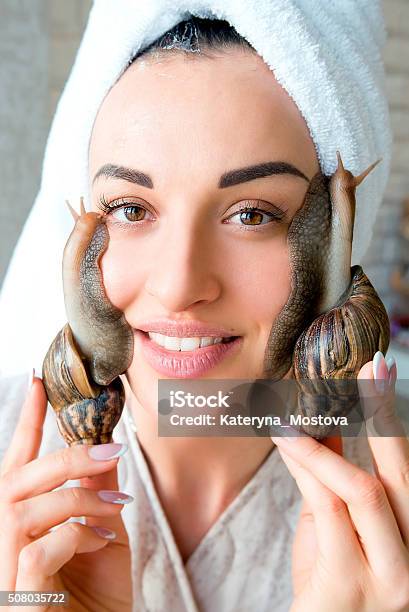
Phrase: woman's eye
[
  {"left": 108, "top": 204, "right": 154, "bottom": 224},
  {"left": 96, "top": 195, "right": 155, "bottom": 225},
  {"left": 226, "top": 208, "right": 278, "bottom": 226}
]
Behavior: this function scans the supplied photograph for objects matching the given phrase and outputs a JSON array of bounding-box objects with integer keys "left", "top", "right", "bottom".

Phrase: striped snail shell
[
  {"left": 264, "top": 153, "right": 390, "bottom": 438},
  {"left": 42, "top": 198, "right": 134, "bottom": 446},
  {"left": 293, "top": 264, "right": 390, "bottom": 438}
]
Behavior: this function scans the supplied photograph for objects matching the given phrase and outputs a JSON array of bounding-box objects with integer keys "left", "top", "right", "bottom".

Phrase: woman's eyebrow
[
  {"left": 92, "top": 160, "right": 309, "bottom": 189},
  {"left": 219, "top": 161, "right": 309, "bottom": 187},
  {"left": 93, "top": 164, "right": 153, "bottom": 188}
]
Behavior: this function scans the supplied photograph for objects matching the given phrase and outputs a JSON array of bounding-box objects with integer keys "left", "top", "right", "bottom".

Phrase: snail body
[
  {"left": 42, "top": 199, "right": 134, "bottom": 446},
  {"left": 264, "top": 153, "right": 389, "bottom": 438}
]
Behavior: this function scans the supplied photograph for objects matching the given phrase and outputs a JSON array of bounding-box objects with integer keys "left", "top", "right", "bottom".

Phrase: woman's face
[{"left": 88, "top": 47, "right": 319, "bottom": 411}]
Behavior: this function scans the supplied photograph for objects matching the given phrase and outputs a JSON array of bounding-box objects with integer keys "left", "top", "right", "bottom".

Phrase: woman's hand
[
  {"left": 271, "top": 354, "right": 409, "bottom": 612},
  {"left": 0, "top": 374, "right": 133, "bottom": 611}
]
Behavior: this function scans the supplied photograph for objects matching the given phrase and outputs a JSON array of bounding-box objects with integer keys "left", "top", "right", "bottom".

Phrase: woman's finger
[
  {"left": 0, "top": 481, "right": 129, "bottom": 590},
  {"left": 358, "top": 357, "right": 409, "bottom": 546},
  {"left": 271, "top": 432, "right": 408, "bottom": 580},
  {"left": 368, "top": 434, "right": 409, "bottom": 547},
  {"left": 0, "top": 374, "right": 47, "bottom": 475},
  {"left": 0, "top": 513, "right": 24, "bottom": 590},
  {"left": 290, "top": 438, "right": 344, "bottom": 594},
  {"left": 358, "top": 358, "right": 405, "bottom": 438},
  {"left": 0, "top": 443, "right": 127, "bottom": 503},
  {"left": 291, "top": 500, "right": 318, "bottom": 596},
  {"left": 278, "top": 448, "right": 361, "bottom": 570},
  {"left": 17, "top": 486, "right": 131, "bottom": 538},
  {"left": 15, "top": 522, "right": 115, "bottom": 591},
  {"left": 79, "top": 451, "right": 130, "bottom": 544}
]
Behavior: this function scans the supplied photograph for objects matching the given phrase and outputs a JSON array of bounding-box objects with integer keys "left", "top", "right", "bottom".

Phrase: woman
[{"left": 1, "top": 7, "right": 407, "bottom": 612}]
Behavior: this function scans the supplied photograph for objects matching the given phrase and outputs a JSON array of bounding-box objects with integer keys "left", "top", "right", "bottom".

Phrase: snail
[
  {"left": 42, "top": 198, "right": 134, "bottom": 446},
  {"left": 264, "top": 152, "right": 390, "bottom": 438}
]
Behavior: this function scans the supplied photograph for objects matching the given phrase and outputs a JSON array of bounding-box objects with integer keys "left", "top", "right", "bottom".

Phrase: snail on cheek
[
  {"left": 42, "top": 198, "right": 134, "bottom": 446},
  {"left": 263, "top": 153, "right": 390, "bottom": 438}
]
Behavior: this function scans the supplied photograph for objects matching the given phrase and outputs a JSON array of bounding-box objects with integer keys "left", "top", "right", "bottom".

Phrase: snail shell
[
  {"left": 294, "top": 265, "right": 390, "bottom": 381},
  {"left": 293, "top": 265, "right": 390, "bottom": 438},
  {"left": 43, "top": 324, "right": 125, "bottom": 445},
  {"left": 42, "top": 198, "right": 134, "bottom": 446}
]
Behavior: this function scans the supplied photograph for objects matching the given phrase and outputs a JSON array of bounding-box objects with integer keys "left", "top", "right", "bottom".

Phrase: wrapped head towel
[{"left": 0, "top": 0, "right": 392, "bottom": 377}]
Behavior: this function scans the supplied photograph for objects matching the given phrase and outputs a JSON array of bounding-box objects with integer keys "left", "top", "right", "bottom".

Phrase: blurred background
[{"left": 0, "top": 1, "right": 409, "bottom": 381}]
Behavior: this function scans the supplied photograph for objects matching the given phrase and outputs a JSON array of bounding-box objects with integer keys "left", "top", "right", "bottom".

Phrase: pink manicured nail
[
  {"left": 97, "top": 490, "right": 134, "bottom": 504},
  {"left": 388, "top": 362, "right": 397, "bottom": 384},
  {"left": 270, "top": 424, "right": 303, "bottom": 443},
  {"left": 91, "top": 526, "right": 117, "bottom": 540},
  {"left": 372, "top": 351, "right": 387, "bottom": 379},
  {"left": 386, "top": 355, "right": 396, "bottom": 371},
  {"left": 271, "top": 435, "right": 299, "bottom": 444},
  {"left": 88, "top": 443, "right": 128, "bottom": 461},
  {"left": 386, "top": 354, "right": 397, "bottom": 385},
  {"left": 372, "top": 351, "right": 389, "bottom": 393}
]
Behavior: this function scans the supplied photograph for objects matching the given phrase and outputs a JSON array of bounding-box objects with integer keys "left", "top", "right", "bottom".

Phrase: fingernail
[
  {"left": 91, "top": 526, "right": 117, "bottom": 540},
  {"left": 271, "top": 436, "right": 300, "bottom": 444},
  {"left": 372, "top": 351, "right": 388, "bottom": 393},
  {"left": 88, "top": 443, "right": 128, "bottom": 461},
  {"left": 372, "top": 351, "right": 385, "bottom": 378},
  {"left": 388, "top": 361, "right": 397, "bottom": 385},
  {"left": 270, "top": 424, "right": 302, "bottom": 443},
  {"left": 386, "top": 354, "right": 396, "bottom": 372},
  {"left": 386, "top": 354, "right": 398, "bottom": 385},
  {"left": 97, "top": 490, "right": 134, "bottom": 504}
]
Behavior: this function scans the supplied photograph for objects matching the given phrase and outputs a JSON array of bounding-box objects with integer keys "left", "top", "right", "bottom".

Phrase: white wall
[
  {"left": 0, "top": 0, "right": 49, "bottom": 287},
  {"left": 0, "top": 0, "right": 91, "bottom": 290},
  {"left": 363, "top": 0, "right": 409, "bottom": 315}
]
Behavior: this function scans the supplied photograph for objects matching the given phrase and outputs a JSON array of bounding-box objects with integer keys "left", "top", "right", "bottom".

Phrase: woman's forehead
[{"left": 89, "top": 49, "right": 317, "bottom": 178}]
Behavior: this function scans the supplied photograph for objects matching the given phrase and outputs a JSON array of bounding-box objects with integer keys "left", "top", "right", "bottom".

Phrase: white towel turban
[{"left": 0, "top": 0, "right": 392, "bottom": 378}]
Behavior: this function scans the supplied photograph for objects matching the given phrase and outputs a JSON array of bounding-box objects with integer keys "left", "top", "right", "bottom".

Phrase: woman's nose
[{"left": 144, "top": 225, "right": 222, "bottom": 313}]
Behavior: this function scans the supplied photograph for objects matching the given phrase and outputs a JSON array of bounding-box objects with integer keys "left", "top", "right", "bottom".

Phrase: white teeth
[
  {"left": 164, "top": 336, "right": 181, "bottom": 351},
  {"left": 149, "top": 332, "right": 160, "bottom": 344},
  {"left": 147, "top": 332, "right": 229, "bottom": 351},
  {"left": 180, "top": 337, "right": 201, "bottom": 351}
]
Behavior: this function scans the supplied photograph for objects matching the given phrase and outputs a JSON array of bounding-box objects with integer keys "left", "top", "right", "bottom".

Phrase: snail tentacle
[{"left": 321, "top": 152, "right": 381, "bottom": 313}]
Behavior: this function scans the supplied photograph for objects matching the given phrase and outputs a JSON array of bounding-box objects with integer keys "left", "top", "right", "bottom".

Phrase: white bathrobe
[{"left": 0, "top": 373, "right": 373, "bottom": 612}]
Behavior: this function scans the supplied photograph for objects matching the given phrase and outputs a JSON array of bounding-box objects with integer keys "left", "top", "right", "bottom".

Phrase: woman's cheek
[
  {"left": 237, "top": 242, "right": 291, "bottom": 323},
  {"left": 100, "top": 237, "right": 143, "bottom": 310}
]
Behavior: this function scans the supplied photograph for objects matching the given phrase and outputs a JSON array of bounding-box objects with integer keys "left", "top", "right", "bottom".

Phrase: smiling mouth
[
  {"left": 144, "top": 331, "right": 239, "bottom": 351},
  {"left": 136, "top": 330, "right": 243, "bottom": 378}
]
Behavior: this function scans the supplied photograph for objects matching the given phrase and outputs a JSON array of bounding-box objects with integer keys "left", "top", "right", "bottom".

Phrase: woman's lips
[{"left": 135, "top": 330, "right": 243, "bottom": 378}]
